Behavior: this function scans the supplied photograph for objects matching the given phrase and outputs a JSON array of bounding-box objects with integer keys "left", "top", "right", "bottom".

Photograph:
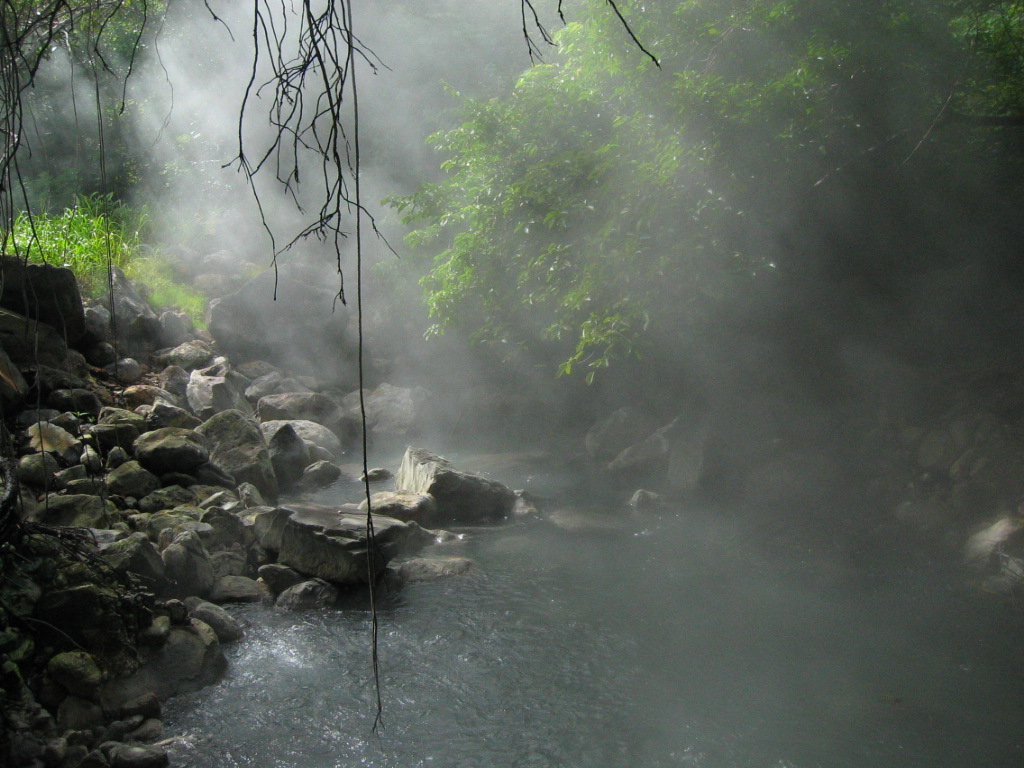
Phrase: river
[{"left": 163, "top": 455, "right": 1023, "bottom": 768}]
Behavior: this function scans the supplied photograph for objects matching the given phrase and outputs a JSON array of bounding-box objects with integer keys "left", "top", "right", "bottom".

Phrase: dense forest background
[{"left": 5, "top": 0, "right": 1024, "bottom": 478}]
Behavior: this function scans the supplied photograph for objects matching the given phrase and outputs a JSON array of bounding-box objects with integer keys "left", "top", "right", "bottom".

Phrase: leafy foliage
[{"left": 392, "top": 0, "right": 1024, "bottom": 381}]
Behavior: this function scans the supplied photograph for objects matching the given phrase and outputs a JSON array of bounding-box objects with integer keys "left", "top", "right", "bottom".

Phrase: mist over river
[{"left": 163, "top": 457, "right": 1024, "bottom": 768}]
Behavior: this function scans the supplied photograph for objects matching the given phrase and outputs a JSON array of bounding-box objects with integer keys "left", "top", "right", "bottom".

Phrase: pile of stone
[{"left": 0, "top": 257, "right": 463, "bottom": 768}]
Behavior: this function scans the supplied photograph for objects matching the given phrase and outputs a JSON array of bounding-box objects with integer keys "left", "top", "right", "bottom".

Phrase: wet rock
[
  {"left": 183, "top": 598, "right": 243, "bottom": 643},
  {"left": 275, "top": 578, "right": 339, "bottom": 611},
  {"left": 133, "top": 428, "right": 209, "bottom": 476},
  {"left": 144, "top": 400, "right": 201, "bottom": 431},
  {"left": 208, "top": 575, "right": 264, "bottom": 604},
  {"left": 385, "top": 557, "right": 473, "bottom": 587},
  {"left": 100, "top": 533, "right": 166, "bottom": 590},
  {"left": 277, "top": 506, "right": 411, "bottom": 584},
  {"left": 298, "top": 460, "right": 342, "bottom": 488},
  {"left": 267, "top": 422, "right": 310, "bottom": 489},
  {"left": 362, "top": 467, "right": 393, "bottom": 483},
  {"left": 138, "top": 486, "right": 200, "bottom": 515},
  {"left": 260, "top": 419, "right": 342, "bottom": 459},
  {"left": 160, "top": 531, "right": 215, "bottom": 599},
  {"left": 196, "top": 410, "right": 278, "bottom": 501},
  {"left": 47, "top": 651, "right": 103, "bottom": 700},
  {"left": 358, "top": 491, "right": 436, "bottom": 524},
  {"left": 125, "top": 718, "right": 164, "bottom": 744},
  {"left": 395, "top": 447, "right": 515, "bottom": 524},
  {"left": 99, "top": 619, "right": 226, "bottom": 708},
  {"left": 257, "top": 563, "right": 304, "bottom": 596},
  {"left": 104, "top": 742, "right": 170, "bottom": 768},
  {"left": 29, "top": 494, "right": 115, "bottom": 528},
  {"left": 48, "top": 387, "right": 103, "bottom": 416},
  {"left": 107, "top": 461, "right": 161, "bottom": 500},
  {"left": 250, "top": 508, "right": 291, "bottom": 552}
]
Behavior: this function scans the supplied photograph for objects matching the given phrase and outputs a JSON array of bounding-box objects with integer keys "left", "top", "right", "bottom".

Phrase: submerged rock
[{"left": 275, "top": 579, "right": 339, "bottom": 611}]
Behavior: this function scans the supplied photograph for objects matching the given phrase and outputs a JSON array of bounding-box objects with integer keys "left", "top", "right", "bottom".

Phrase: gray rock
[
  {"left": 159, "top": 340, "right": 215, "bottom": 371},
  {"left": 138, "top": 485, "right": 200, "bottom": 514},
  {"left": 348, "top": 382, "right": 433, "bottom": 438},
  {"left": 125, "top": 717, "right": 164, "bottom": 744},
  {"left": 100, "top": 532, "right": 166, "bottom": 590},
  {"left": 187, "top": 368, "right": 252, "bottom": 420},
  {"left": 208, "top": 575, "right": 264, "bottom": 604},
  {"left": 161, "top": 530, "right": 215, "bottom": 598},
  {"left": 85, "top": 421, "right": 141, "bottom": 453},
  {"left": 105, "top": 267, "right": 162, "bottom": 358},
  {"left": 99, "top": 619, "right": 225, "bottom": 708},
  {"left": 196, "top": 410, "right": 278, "bottom": 501},
  {"left": 25, "top": 421, "right": 79, "bottom": 461},
  {"left": 29, "top": 494, "right": 114, "bottom": 528},
  {"left": 358, "top": 491, "right": 436, "bottom": 524},
  {"left": 256, "top": 392, "right": 341, "bottom": 425},
  {"left": 298, "top": 460, "right": 342, "bottom": 488},
  {"left": 156, "top": 365, "right": 190, "bottom": 401},
  {"left": 105, "top": 446, "right": 130, "bottom": 470},
  {"left": 48, "top": 387, "right": 103, "bottom": 416},
  {"left": 275, "top": 578, "right": 339, "bottom": 611},
  {"left": 277, "top": 506, "right": 411, "bottom": 584},
  {"left": 250, "top": 507, "right": 291, "bottom": 552},
  {"left": 105, "top": 358, "right": 145, "bottom": 385},
  {"left": 159, "top": 311, "right": 193, "bottom": 348},
  {"left": 105, "top": 742, "right": 170, "bottom": 768},
  {"left": 133, "top": 428, "right": 209, "bottom": 475},
  {"left": 0, "top": 255, "right": 86, "bottom": 344},
  {"left": 183, "top": 598, "right": 244, "bottom": 642},
  {"left": 123, "top": 385, "right": 178, "bottom": 410},
  {"left": 257, "top": 563, "right": 304, "bottom": 596},
  {"left": 260, "top": 419, "right": 342, "bottom": 459},
  {"left": 385, "top": 557, "right": 473, "bottom": 587},
  {"left": 585, "top": 406, "right": 659, "bottom": 461},
  {"left": 267, "top": 422, "right": 310, "bottom": 488},
  {"left": 107, "top": 461, "right": 162, "bottom": 499},
  {"left": 209, "top": 549, "right": 248, "bottom": 577},
  {"left": 394, "top": 447, "right": 515, "bottom": 524},
  {"left": 85, "top": 341, "right": 118, "bottom": 367},
  {"left": 145, "top": 399, "right": 201, "bottom": 430},
  {"left": 47, "top": 651, "right": 103, "bottom": 699}
]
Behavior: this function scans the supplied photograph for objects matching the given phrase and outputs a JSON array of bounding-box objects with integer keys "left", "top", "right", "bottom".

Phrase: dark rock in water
[
  {"left": 362, "top": 467, "right": 393, "bottom": 483},
  {"left": 257, "top": 563, "right": 304, "bottom": 596},
  {"left": 267, "top": 422, "right": 310, "bottom": 489},
  {"left": 100, "top": 533, "right": 166, "bottom": 590},
  {"left": 277, "top": 506, "right": 411, "bottom": 584},
  {"left": 196, "top": 410, "right": 278, "bottom": 501},
  {"left": 183, "top": 598, "right": 244, "bottom": 642},
  {"left": 628, "top": 488, "right": 665, "bottom": 512},
  {"left": 207, "top": 267, "right": 356, "bottom": 379},
  {"left": 298, "top": 459, "right": 342, "bottom": 489},
  {"left": 133, "top": 428, "right": 210, "bottom": 476},
  {"left": 208, "top": 575, "right": 264, "bottom": 604},
  {"left": 104, "top": 742, "right": 170, "bottom": 768},
  {"left": 161, "top": 530, "right": 215, "bottom": 599},
  {"left": 0, "top": 255, "right": 86, "bottom": 345},
  {"left": 385, "top": 557, "right": 473, "bottom": 587},
  {"left": 107, "top": 461, "right": 162, "bottom": 500},
  {"left": 359, "top": 491, "right": 436, "bottom": 524},
  {"left": 275, "top": 578, "right": 339, "bottom": 611},
  {"left": 395, "top": 447, "right": 515, "bottom": 524},
  {"left": 99, "top": 618, "right": 226, "bottom": 707}
]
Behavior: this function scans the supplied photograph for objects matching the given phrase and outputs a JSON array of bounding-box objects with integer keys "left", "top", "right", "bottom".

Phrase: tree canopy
[{"left": 391, "top": 0, "right": 1024, "bottom": 384}]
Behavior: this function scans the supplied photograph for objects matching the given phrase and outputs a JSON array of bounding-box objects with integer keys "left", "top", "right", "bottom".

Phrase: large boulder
[
  {"left": 100, "top": 532, "right": 166, "bottom": 590},
  {"left": 105, "top": 267, "right": 162, "bottom": 357},
  {"left": 0, "top": 307, "right": 74, "bottom": 370},
  {"left": 106, "top": 460, "right": 162, "bottom": 499},
  {"left": 260, "top": 419, "right": 342, "bottom": 459},
  {"left": 161, "top": 530, "right": 215, "bottom": 598},
  {"left": 0, "top": 255, "right": 86, "bottom": 345},
  {"left": 267, "top": 422, "right": 310, "bottom": 489},
  {"left": 256, "top": 392, "right": 341, "bottom": 425},
  {"left": 343, "top": 383, "right": 433, "bottom": 438},
  {"left": 276, "top": 505, "right": 412, "bottom": 584},
  {"left": 358, "top": 491, "right": 436, "bottom": 524},
  {"left": 394, "top": 447, "right": 515, "bottom": 524},
  {"left": 206, "top": 266, "right": 356, "bottom": 379},
  {"left": 196, "top": 410, "right": 278, "bottom": 500},
  {"left": 187, "top": 368, "right": 253, "bottom": 420},
  {"left": 28, "top": 494, "right": 115, "bottom": 528},
  {"left": 133, "top": 428, "right": 210, "bottom": 476}
]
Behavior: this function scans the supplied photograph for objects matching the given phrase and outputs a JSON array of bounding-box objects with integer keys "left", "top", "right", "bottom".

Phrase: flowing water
[{"left": 164, "top": 458, "right": 1024, "bottom": 768}]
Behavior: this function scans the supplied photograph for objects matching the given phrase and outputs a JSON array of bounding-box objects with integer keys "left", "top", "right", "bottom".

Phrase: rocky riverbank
[{"left": 1, "top": 255, "right": 1021, "bottom": 767}]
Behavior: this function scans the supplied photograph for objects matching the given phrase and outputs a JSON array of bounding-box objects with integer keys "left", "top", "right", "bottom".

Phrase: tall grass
[{"left": 7, "top": 194, "right": 207, "bottom": 325}]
